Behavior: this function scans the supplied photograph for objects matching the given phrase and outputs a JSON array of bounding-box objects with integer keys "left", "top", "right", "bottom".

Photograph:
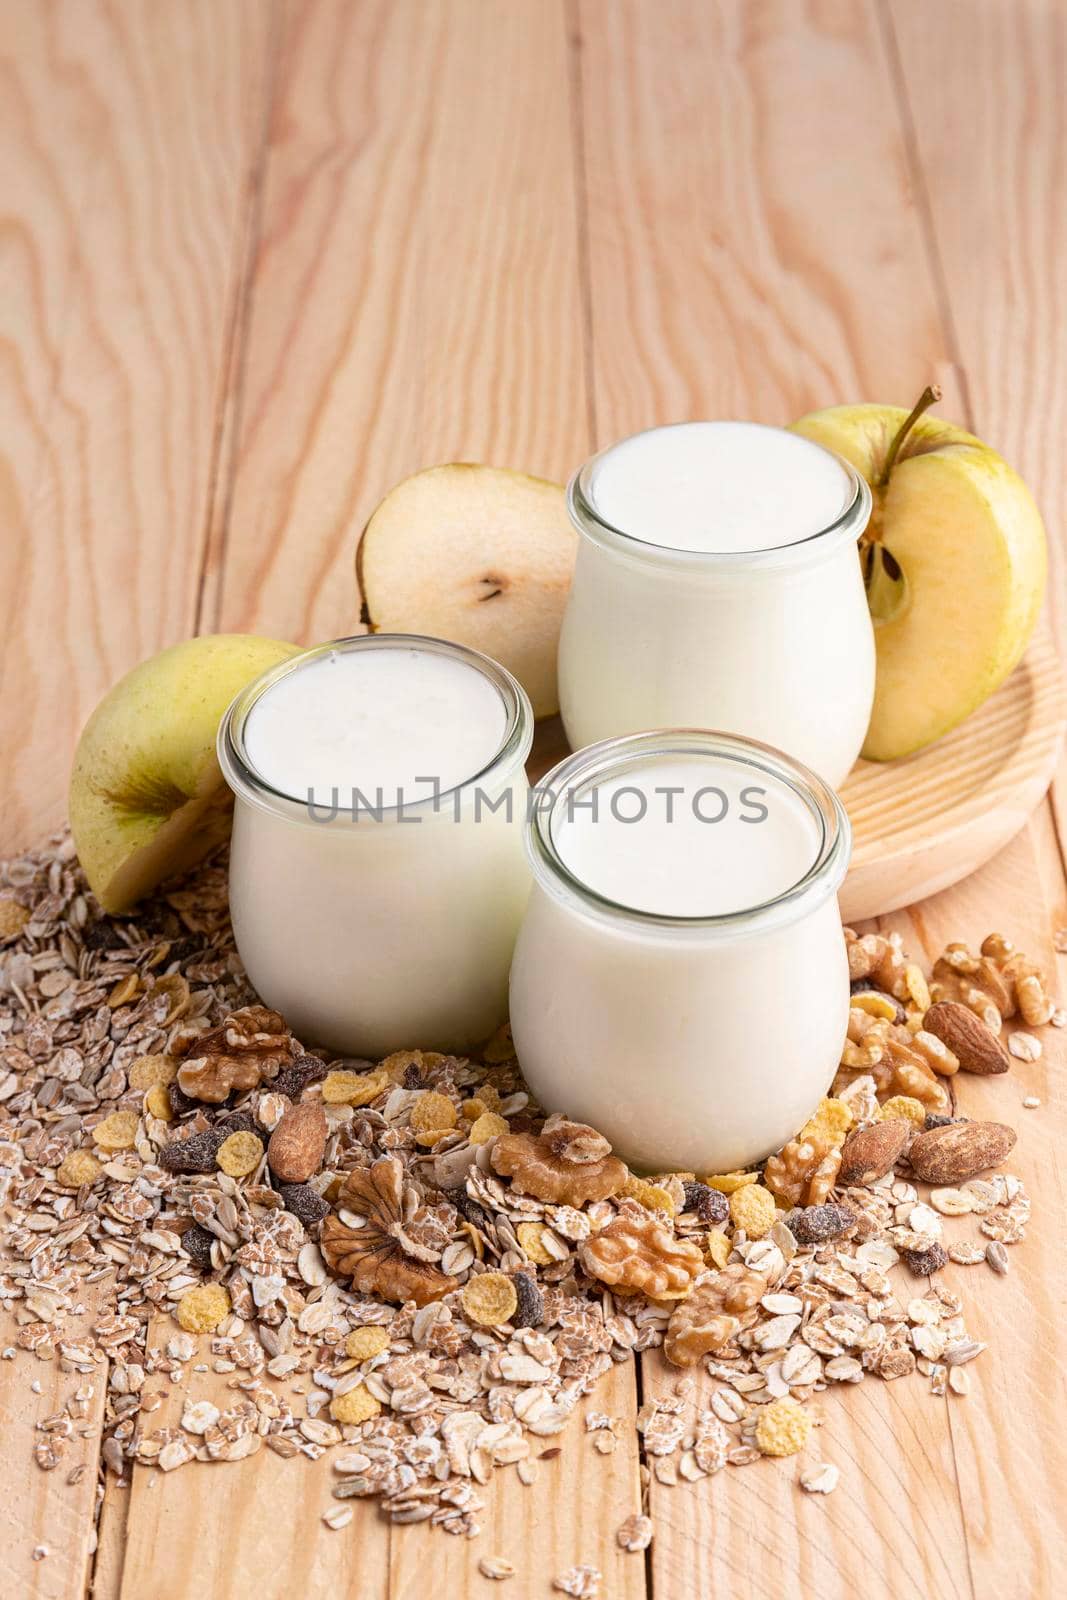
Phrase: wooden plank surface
[
  {"left": 0, "top": 1295, "right": 108, "bottom": 1600},
  {"left": 0, "top": 0, "right": 274, "bottom": 854},
  {"left": 1, "top": 2, "right": 1066, "bottom": 1598}
]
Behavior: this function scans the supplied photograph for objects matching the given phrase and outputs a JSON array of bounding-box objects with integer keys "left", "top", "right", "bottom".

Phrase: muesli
[{"left": 0, "top": 832, "right": 1047, "bottom": 1562}]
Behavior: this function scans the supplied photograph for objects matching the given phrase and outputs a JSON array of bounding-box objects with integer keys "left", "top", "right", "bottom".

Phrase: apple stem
[{"left": 876, "top": 384, "right": 942, "bottom": 487}]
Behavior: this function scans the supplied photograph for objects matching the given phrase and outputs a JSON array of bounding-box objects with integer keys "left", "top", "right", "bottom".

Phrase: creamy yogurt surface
[
  {"left": 585, "top": 420, "right": 854, "bottom": 552},
  {"left": 243, "top": 644, "right": 509, "bottom": 802},
  {"left": 551, "top": 754, "right": 821, "bottom": 917}
]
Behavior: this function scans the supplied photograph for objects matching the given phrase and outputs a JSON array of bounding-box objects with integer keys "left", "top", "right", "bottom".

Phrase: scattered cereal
[
  {"left": 878, "top": 1096, "right": 927, "bottom": 1128},
  {"left": 461, "top": 1272, "right": 518, "bottom": 1327},
  {"left": 216, "top": 1130, "right": 264, "bottom": 1178},
  {"left": 410, "top": 1091, "right": 458, "bottom": 1136},
  {"left": 0, "top": 833, "right": 1045, "bottom": 1559},
  {"left": 56, "top": 1149, "right": 103, "bottom": 1188},
  {"left": 755, "top": 1397, "right": 812, "bottom": 1457},
  {"left": 128, "top": 1053, "right": 177, "bottom": 1090},
  {"left": 330, "top": 1385, "right": 382, "bottom": 1425},
  {"left": 617, "top": 1514, "right": 654, "bottom": 1551},
  {"left": 345, "top": 1326, "right": 391, "bottom": 1361},
  {"left": 479, "top": 1556, "right": 517, "bottom": 1581},
  {"left": 92, "top": 1111, "right": 139, "bottom": 1151},
  {"left": 144, "top": 1083, "right": 174, "bottom": 1122},
  {"left": 622, "top": 1174, "right": 677, "bottom": 1215},
  {"left": 176, "top": 1283, "right": 231, "bottom": 1333},
  {"left": 322, "top": 1068, "right": 389, "bottom": 1106},
  {"left": 469, "top": 1112, "right": 509, "bottom": 1145},
  {"left": 702, "top": 1171, "right": 758, "bottom": 1194},
  {"left": 729, "top": 1183, "right": 776, "bottom": 1238},
  {"left": 799, "top": 1460, "right": 840, "bottom": 1494},
  {"left": 516, "top": 1222, "right": 555, "bottom": 1265}
]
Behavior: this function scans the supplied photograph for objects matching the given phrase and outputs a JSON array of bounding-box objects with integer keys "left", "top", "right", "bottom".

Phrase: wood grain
[
  {"left": 879, "top": 824, "right": 1067, "bottom": 1597},
  {"left": 1, "top": 1, "right": 1066, "bottom": 1597},
  {"left": 840, "top": 631, "right": 1066, "bottom": 921},
  {"left": 208, "top": 0, "right": 590, "bottom": 645},
  {"left": 575, "top": 0, "right": 965, "bottom": 440},
  {"left": 0, "top": 0, "right": 274, "bottom": 855},
  {"left": 883, "top": 0, "right": 1067, "bottom": 883},
  {"left": 0, "top": 1296, "right": 108, "bottom": 1600}
]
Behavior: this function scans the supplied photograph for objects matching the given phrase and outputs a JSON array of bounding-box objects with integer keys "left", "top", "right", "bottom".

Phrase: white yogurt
[
  {"left": 219, "top": 637, "right": 533, "bottom": 1057},
  {"left": 509, "top": 732, "right": 851, "bottom": 1174},
  {"left": 558, "top": 422, "right": 875, "bottom": 787}
]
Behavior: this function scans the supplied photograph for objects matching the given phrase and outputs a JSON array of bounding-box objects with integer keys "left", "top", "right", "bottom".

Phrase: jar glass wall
[
  {"left": 218, "top": 636, "right": 533, "bottom": 1058},
  {"left": 558, "top": 422, "right": 875, "bottom": 788},
  {"left": 509, "top": 730, "right": 851, "bottom": 1174}
]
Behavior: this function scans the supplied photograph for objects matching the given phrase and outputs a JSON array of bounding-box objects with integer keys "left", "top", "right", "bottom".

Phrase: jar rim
[
  {"left": 568, "top": 421, "right": 872, "bottom": 570},
  {"left": 217, "top": 633, "right": 534, "bottom": 825},
  {"left": 525, "top": 730, "right": 851, "bottom": 937}
]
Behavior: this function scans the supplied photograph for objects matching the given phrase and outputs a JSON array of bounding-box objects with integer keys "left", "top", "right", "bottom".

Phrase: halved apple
[
  {"left": 791, "top": 393, "right": 1047, "bottom": 760},
  {"left": 70, "top": 633, "right": 300, "bottom": 913},
  {"left": 357, "top": 464, "right": 577, "bottom": 717}
]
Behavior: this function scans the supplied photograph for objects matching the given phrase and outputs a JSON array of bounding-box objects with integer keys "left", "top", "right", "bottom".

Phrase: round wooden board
[
  {"left": 528, "top": 633, "right": 1066, "bottom": 922},
  {"left": 839, "top": 631, "right": 1066, "bottom": 921}
]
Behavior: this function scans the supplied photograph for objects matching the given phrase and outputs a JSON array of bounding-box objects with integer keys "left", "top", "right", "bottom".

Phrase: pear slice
[
  {"left": 357, "top": 464, "right": 578, "bottom": 717},
  {"left": 791, "top": 399, "right": 1047, "bottom": 760},
  {"left": 70, "top": 633, "right": 300, "bottom": 913}
]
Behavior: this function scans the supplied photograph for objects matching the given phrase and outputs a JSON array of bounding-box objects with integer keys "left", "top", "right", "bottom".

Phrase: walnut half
[
  {"left": 175, "top": 1004, "right": 294, "bottom": 1103},
  {"left": 578, "top": 1203, "right": 703, "bottom": 1300},
  {"left": 321, "top": 1155, "right": 457, "bottom": 1307},
  {"left": 664, "top": 1264, "right": 767, "bottom": 1367},
  {"left": 492, "top": 1119, "right": 628, "bottom": 1205}
]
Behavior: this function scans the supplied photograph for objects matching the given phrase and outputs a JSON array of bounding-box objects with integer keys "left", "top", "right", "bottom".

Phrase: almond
[
  {"left": 267, "top": 1099, "right": 327, "bottom": 1183},
  {"left": 837, "top": 1119, "right": 911, "bottom": 1186},
  {"left": 907, "top": 1120, "right": 1016, "bottom": 1185},
  {"left": 922, "top": 1000, "right": 1010, "bottom": 1075}
]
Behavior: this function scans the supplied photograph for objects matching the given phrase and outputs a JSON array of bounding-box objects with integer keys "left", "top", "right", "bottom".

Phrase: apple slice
[
  {"left": 357, "top": 464, "right": 578, "bottom": 718},
  {"left": 791, "top": 393, "right": 1046, "bottom": 760},
  {"left": 70, "top": 633, "right": 299, "bottom": 913}
]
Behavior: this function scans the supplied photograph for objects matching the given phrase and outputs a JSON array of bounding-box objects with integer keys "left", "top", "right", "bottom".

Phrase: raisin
[
  {"left": 278, "top": 1182, "right": 330, "bottom": 1226},
  {"left": 923, "top": 1114, "right": 961, "bottom": 1131},
  {"left": 682, "top": 1180, "right": 728, "bottom": 1225},
  {"left": 167, "top": 1083, "right": 201, "bottom": 1119},
  {"left": 159, "top": 1128, "right": 226, "bottom": 1174},
  {"left": 511, "top": 1271, "right": 545, "bottom": 1329},
  {"left": 181, "top": 1224, "right": 214, "bottom": 1270},
  {"left": 786, "top": 1203, "right": 856, "bottom": 1245},
  {"left": 273, "top": 1054, "right": 327, "bottom": 1101},
  {"left": 81, "top": 919, "right": 123, "bottom": 951},
  {"left": 900, "top": 1242, "right": 949, "bottom": 1276},
  {"left": 447, "top": 1188, "right": 491, "bottom": 1232},
  {"left": 403, "top": 1062, "right": 423, "bottom": 1089}
]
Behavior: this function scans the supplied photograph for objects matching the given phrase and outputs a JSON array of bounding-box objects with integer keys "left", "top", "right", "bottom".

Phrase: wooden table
[{"left": 3, "top": 3, "right": 1066, "bottom": 1597}]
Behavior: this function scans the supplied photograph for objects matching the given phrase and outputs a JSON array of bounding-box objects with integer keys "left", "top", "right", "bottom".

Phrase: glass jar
[
  {"left": 509, "top": 730, "right": 851, "bottom": 1174},
  {"left": 218, "top": 636, "right": 533, "bottom": 1058},
  {"left": 557, "top": 421, "right": 875, "bottom": 788}
]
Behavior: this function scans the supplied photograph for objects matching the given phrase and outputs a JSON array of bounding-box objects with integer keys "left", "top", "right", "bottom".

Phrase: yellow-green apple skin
[
  {"left": 790, "top": 405, "right": 1047, "bottom": 761},
  {"left": 70, "top": 633, "right": 299, "bottom": 913}
]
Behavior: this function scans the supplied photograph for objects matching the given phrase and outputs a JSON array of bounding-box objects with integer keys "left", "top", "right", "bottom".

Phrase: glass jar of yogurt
[
  {"left": 218, "top": 635, "right": 533, "bottom": 1058},
  {"left": 558, "top": 421, "right": 875, "bottom": 788},
  {"left": 509, "top": 730, "right": 851, "bottom": 1174}
]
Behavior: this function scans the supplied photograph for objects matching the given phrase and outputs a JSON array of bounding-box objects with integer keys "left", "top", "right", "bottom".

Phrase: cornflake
[
  {"left": 216, "top": 1131, "right": 264, "bottom": 1177},
  {"left": 176, "top": 1284, "right": 230, "bottom": 1334},
  {"left": 461, "top": 1272, "right": 518, "bottom": 1328},
  {"left": 92, "top": 1111, "right": 139, "bottom": 1151},
  {"left": 755, "top": 1397, "right": 812, "bottom": 1457},
  {"left": 330, "top": 1384, "right": 381, "bottom": 1425}
]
